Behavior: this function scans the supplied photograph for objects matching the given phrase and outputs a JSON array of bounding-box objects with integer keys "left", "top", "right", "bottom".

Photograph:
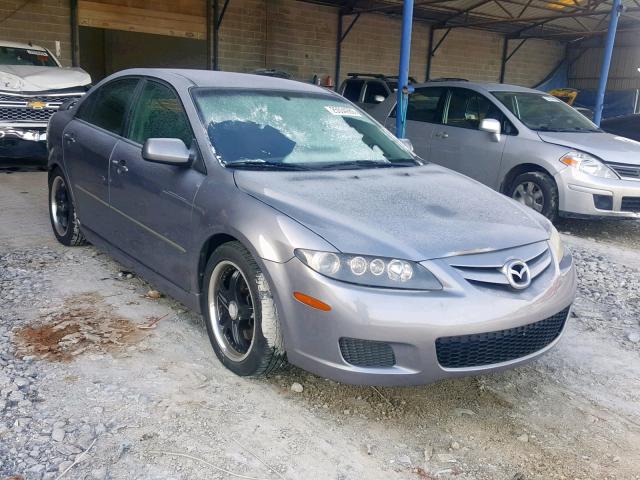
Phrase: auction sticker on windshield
[{"left": 324, "top": 106, "right": 362, "bottom": 117}]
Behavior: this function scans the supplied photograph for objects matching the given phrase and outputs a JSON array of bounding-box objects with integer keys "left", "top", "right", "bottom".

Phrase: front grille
[
  {"left": 621, "top": 197, "right": 640, "bottom": 212},
  {"left": 447, "top": 241, "right": 551, "bottom": 290},
  {"left": 0, "top": 106, "right": 55, "bottom": 122},
  {"left": 0, "top": 93, "right": 81, "bottom": 104},
  {"left": 608, "top": 163, "right": 640, "bottom": 180},
  {"left": 0, "top": 92, "right": 83, "bottom": 124},
  {"left": 435, "top": 307, "right": 570, "bottom": 368},
  {"left": 339, "top": 337, "right": 395, "bottom": 368}
]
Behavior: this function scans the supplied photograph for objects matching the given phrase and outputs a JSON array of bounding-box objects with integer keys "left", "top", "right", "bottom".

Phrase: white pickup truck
[{"left": 0, "top": 40, "right": 91, "bottom": 159}]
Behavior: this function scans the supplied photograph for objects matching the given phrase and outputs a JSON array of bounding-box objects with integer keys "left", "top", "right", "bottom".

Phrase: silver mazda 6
[{"left": 47, "top": 69, "right": 576, "bottom": 386}]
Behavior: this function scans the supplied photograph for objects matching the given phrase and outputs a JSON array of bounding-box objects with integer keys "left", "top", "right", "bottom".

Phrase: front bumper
[
  {"left": 263, "top": 250, "right": 576, "bottom": 386},
  {"left": 555, "top": 166, "right": 640, "bottom": 218},
  {"left": 0, "top": 124, "right": 47, "bottom": 142}
]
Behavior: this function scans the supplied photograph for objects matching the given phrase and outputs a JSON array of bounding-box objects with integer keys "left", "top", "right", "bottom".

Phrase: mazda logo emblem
[{"left": 502, "top": 259, "right": 531, "bottom": 289}]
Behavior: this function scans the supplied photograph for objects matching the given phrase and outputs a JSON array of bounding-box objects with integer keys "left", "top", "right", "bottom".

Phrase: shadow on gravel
[{"left": 557, "top": 217, "right": 640, "bottom": 249}]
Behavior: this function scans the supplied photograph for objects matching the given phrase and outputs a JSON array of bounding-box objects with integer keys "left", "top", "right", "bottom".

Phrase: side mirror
[
  {"left": 142, "top": 138, "right": 192, "bottom": 166},
  {"left": 399, "top": 138, "right": 414, "bottom": 152},
  {"left": 373, "top": 94, "right": 386, "bottom": 104},
  {"left": 480, "top": 118, "right": 501, "bottom": 142}
]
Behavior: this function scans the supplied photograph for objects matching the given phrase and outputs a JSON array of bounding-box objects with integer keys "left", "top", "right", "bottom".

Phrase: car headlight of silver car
[
  {"left": 548, "top": 224, "right": 565, "bottom": 261},
  {"left": 559, "top": 151, "right": 618, "bottom": 179},
  {"left": 294, "top": 249, "right": 442, "bottom": 290}
]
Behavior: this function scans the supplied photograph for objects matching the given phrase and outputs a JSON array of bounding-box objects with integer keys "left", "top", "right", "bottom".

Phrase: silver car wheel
[
  {"left": 207, "top": 260, "right": 256, "bottom": 362},
  {"left": 512, "top": 181, "right": 545, "bottom": 213},
  {"left": 50, "top": 176, "right": 71, "bottom": 237}
]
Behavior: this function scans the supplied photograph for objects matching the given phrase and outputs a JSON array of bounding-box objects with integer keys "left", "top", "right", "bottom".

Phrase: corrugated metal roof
[{"left": 314, "top": 0, "right": 640, "bottom": 40}]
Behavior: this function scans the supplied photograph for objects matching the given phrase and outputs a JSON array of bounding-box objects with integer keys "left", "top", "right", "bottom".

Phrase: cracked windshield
[{"left": 193, "top": 90, "right": 417, "bottom": 170}]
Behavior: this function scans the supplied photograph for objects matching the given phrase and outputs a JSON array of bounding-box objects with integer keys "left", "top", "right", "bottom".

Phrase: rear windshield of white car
[
  {"left": 0, "top": 47, "right": 58, "bottom": 67},
  {"left": 492, "top": 91, "right": 599, "bottom": 133},
  {"left": 192, "top": 89, "right": 418, "bottom": 170}
]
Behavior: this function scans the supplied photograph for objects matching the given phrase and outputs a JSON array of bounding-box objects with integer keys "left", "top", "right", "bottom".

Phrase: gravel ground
[{"left": 1, "top": 171, "right": 639, "bottom": 480}]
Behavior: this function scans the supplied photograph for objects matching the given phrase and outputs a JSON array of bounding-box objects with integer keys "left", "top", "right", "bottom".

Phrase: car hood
[
  {"left": 538, "top": 131, "right": 640, "bottom": 166},
  {"left": 234, "top": 164, "right": 549, "bottom": 261},
  {"left": 0, "top": 65, "right": 91, "bottom": 92}
]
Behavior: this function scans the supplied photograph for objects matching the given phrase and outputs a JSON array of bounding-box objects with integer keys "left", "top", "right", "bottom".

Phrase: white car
[{"left": 0, "top": 40, "right": 91, "bottom": 159}]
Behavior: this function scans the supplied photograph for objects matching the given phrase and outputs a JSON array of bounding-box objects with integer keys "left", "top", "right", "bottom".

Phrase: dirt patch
[{"left": 15, "top": 292, "right": 144, "bottom": 361}]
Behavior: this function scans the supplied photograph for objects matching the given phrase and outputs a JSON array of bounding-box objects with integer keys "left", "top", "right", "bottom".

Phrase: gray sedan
[
  {"left": 47, "top": 69, "right": 576, "bottom": 386},
  {"left": 370, "top": 81, "right": 640, "bottom": 221}
]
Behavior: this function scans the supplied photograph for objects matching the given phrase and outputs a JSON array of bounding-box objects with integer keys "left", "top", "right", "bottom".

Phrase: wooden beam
[{"left": 78, "top": 1, "right": 206, "bottom": 40}]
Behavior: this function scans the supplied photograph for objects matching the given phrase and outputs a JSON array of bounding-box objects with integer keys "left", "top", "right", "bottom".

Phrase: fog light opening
[
  {"left": 593, "top": 194, "right": 613, "bottom": 211},
  {"left": 293, "top": 292, "right": 332, "bottom": 311}
]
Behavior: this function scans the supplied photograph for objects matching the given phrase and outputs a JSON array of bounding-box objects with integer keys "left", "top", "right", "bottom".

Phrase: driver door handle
[
  {"left": 435, "top": 131, "right": 449, "bottom": 139},
  {"left": 112, "top": 159, "right": 128, "bottom": 174}
]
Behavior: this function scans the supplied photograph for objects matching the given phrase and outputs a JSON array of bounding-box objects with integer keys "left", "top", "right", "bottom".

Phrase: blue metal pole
[
  {"left": 395, "top": 0, "right": 415, "bottom": 138},
  {"left": 594, "top": 0, "right": 623, "bottom": 126}
]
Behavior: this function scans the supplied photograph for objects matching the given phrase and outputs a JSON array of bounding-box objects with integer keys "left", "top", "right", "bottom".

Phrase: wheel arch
[
  {"left": 197, "top": 233, "right": 240, "bottom": 294},
  {"left": 500, "top": 163, "right": 555, "bottom": 194}
]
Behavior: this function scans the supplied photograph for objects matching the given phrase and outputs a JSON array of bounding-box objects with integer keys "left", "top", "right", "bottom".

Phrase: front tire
[
  {"left": 48, "top": 168, "right": 86, "bottom": 246},
  {"left": 508, "top": 171, "right": 559, "bottom": 222},
  {"left": 202, "top": 241, "right": 286, "bottom": 377}
]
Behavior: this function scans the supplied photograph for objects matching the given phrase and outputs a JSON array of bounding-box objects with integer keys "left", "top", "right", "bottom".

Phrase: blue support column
[
  {"left": 594, "top": 0, "right": 623, "bottom": 126},
  {"left": 395, "top": 0, "right": 415, "bottom": 138}
]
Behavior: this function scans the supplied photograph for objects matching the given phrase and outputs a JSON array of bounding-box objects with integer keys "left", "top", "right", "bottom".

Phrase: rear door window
[
  {"left": 342, "top": 79, "right": 364, "bottom": 102},
  {"left": 395, "top": 87, "right": 446, "bottom": 123},
  {"left": 77, "top": 78, "right": 140, "bottom": 135}
]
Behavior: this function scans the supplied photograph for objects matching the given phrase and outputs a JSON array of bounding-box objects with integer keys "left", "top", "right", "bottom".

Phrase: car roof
[
  {"left": 413, "top": 80, "right": 543, "bottom": 95},
  {"left": 110, "top": 68, "right": 331, "bottom": 94},
  {"left": 0, "top": 40, "right": 48, "bottom": 51}
]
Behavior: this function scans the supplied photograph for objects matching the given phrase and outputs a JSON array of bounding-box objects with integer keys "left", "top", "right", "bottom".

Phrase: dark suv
[{"left": 339, "top": 73, "right": 415, "bottom": 111}]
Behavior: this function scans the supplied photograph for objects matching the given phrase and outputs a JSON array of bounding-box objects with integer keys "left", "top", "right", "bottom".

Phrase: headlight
[
  {"left": 548, "top": 225, "right": 564, "bottom": 261},
  {"left": 560, "top": 151, "right": 618, "bottom": 179},
  {"left": 295, "top": 249, "right": 442, "bottom": 290}
]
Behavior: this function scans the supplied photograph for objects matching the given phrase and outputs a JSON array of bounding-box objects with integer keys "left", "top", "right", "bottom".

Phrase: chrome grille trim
[
  {"left": 606, "top": 162, "right": 640, "bottom": 181},
  {"left": 0, "top": 91, "right": 84, "bottom": 124},
  {"left": 445, "top": 241, "right": 551, "bottom": 287}
]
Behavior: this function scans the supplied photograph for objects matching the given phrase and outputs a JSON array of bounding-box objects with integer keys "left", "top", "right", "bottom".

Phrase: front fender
[{"left": 192, "top": 176, "right": 336, "bottom": 266}]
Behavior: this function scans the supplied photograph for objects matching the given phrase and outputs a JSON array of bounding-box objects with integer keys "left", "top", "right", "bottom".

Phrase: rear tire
[
  {"left": 48, "top": 168, "right": 87, "bottom": 246},
  {"left": 508, "top": 171, "right": 559, "bottom": 222},
  {"left": 201, "top": 241, "right": 286, "bottom": 377}
]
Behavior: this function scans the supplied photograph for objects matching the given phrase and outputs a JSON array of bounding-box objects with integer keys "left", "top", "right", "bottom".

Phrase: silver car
[
  {"left": 47, "top": 69, "right": 576, "bottom": 386},
  {"left": 371, "top": 81, "right": 640, "bottom": 221}
]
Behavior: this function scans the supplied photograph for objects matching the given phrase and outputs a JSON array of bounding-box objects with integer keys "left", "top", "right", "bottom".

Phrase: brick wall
[
  {"left": 569, "top": 32, "right": 640, "bottom": 91},
  {"left": 340, "top": 13, "right": 429, "bottom": 84},
  {"left": 0, "top": 0, "right": 72, "bottom": 66},
  {"left": 429, "top": 28, "right": 564, "bottom": 87},
  {"left": 0, "top": 0, "right": 565, "bottom": 89}
]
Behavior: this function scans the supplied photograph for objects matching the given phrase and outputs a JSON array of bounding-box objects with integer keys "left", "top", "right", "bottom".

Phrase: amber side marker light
[{"left": 293, "top": 292, "right": 332, "bottom": 311}]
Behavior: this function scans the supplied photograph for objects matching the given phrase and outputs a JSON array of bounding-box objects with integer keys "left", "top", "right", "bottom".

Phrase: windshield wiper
[
  {"left": 313, "top": 160, "right": 416, "bottom": 170},
  {"left": 224, "top": 160, "right": 311, "bottom": 171}
]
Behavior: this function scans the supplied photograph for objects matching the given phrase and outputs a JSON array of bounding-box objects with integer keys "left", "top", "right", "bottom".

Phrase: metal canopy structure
[
  {"left": 318, "top": 0, "right": 638, "bottom": 131},
  {"left": 320, "top": 0, "right": 640, "bottom": 39}
]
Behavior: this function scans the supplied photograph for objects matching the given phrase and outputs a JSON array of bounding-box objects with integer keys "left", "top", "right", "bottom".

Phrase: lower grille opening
[
  {"left": 339, "top": 337, "right": 396, "bottom": 368},
  {"left": 621, "top": 197, "right": 640, "bottom": 213},
  {"left": 435, "top": 307, "right": 570, "bottom": 369}
]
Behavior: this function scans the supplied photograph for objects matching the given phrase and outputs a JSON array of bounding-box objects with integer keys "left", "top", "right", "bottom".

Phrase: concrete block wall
[
  {"left": 0, "top": 0, "right": 72, "bottom": 66},
  {"left": 429, "top": 28, "right": 565, "bottom": 87},
  {"left": 340, "top": 13, "right": 430, "bottom": 84},
  {"left": 1, "top": 0, "right": 565, "bottom": 89}
]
